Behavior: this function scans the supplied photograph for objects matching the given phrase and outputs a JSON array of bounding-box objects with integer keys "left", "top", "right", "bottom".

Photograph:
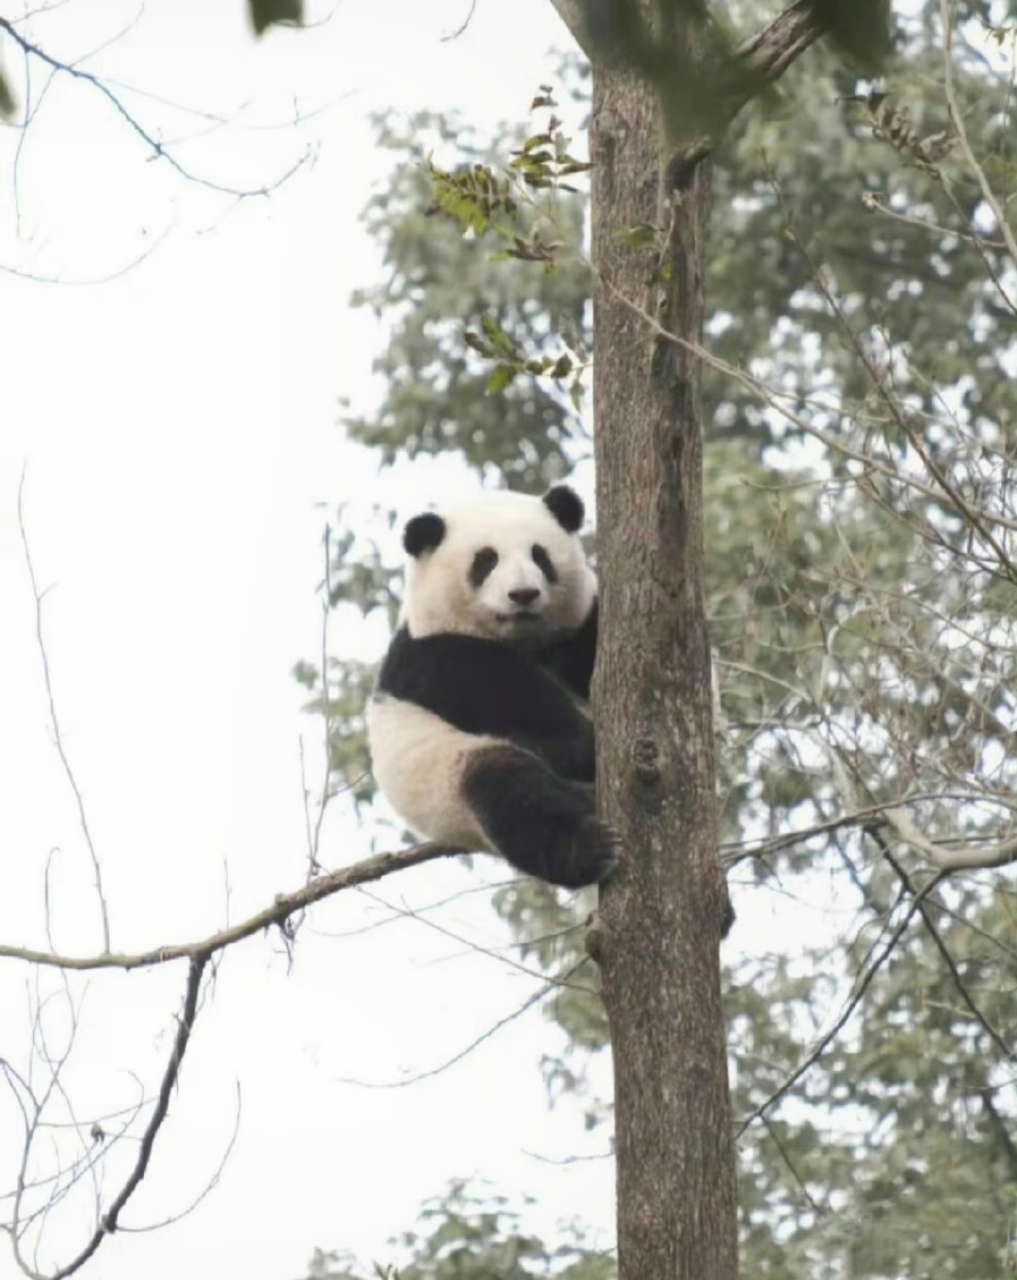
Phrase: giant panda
[{"left": 366, "top": 483, "right": 617, "bottom": 889}]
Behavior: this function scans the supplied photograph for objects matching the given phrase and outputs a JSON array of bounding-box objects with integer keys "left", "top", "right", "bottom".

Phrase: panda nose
[{"left": 508, "top": 588, "right": 540, "bottom": 607}]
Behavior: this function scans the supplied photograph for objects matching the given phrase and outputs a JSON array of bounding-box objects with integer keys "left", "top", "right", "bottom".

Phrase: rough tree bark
[
  {"left": 547, "top": 5, "right": 827, "bottom": 1277},
  {"left": 589, "top": 48, "right": 739, "bottom": 1280}
]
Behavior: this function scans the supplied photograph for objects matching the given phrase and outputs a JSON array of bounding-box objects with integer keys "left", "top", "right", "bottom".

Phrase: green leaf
[
  {"left": 510, "top": 149, "right": 554, "bottom": 168},
  {"left": 486, "top": 364, "right": 516, "bottom": 396},
  {"left": 247, "top": 0, "right": 303, "bottom": 34},
  {"left": 0, "top": 66, "right": 15, "bottom": 119}
]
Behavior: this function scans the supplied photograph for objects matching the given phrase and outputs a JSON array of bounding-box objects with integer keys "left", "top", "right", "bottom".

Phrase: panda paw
[{"left": 555, "top": 815, "right": 619, "bottom": 890}]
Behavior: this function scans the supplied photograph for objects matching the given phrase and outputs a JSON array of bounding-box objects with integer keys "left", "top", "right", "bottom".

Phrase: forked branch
[
  {"left": 548, "top": 0, "right": 825, "bottom": 160},
  {"left": 12, "top": 959, "right": 208, "bottom": 1280},
  {"left": 0, "top": 15, "right": 309, "bottom": 198}
]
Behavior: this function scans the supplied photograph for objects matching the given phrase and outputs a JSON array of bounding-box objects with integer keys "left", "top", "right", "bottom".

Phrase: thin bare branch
[
  {"left": 940, "top": 0, "right": 1017, "bottom": 269},
  {"left": 0, "top": 843, "right": 458, "bottom": 972},
  {"left": 737, "top": 874, "right": 946, "bottom": 1136},
  {"left": 115, "top": 1082, "right": 242, "bottom": 1234},
  {"left": 883, "top": 805, "right": 1017, "bottom": 871},
  {"left": 875, "top": 834, "right": 1013, "bottom": 1058},
  {"left": 18, "top": 471, "right": 110, "bottom": 952},
  {"left": 335, "top": 960, "right": 588, "bottom": 1089},
  {"left": 720, "top": 792, "right": 1016, "bottom": 867},
  {"left": 602, "top": 268, "right": 1017, "bottom": 607},
  {"left": 441, "top": 0, "right": 478, "bottom": 41},
  {"left": 355, "top": 885, "right": 596, "bottom": 992},
  {"left": 759, "top": 1114, "right": 828, "bottom": 1217},
  {"left": 25, "top": 957, "right": 209, "bottom": 1280},
  {"left": 0, "top": 16, "right": 310, "bottom": 199}
]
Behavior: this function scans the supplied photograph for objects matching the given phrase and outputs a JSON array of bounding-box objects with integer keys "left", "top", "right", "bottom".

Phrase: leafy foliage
[
  {"left": 342, "top": 107, "right": 591, "bottom": 490},
  {"left": 304, "top": 1182, "right": 613, "bottom": 1280}
]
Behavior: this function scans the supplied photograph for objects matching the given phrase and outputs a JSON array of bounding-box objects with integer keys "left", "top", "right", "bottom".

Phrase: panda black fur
[{"left": 367, "top": 484, "right": 617, "bottom": 889}]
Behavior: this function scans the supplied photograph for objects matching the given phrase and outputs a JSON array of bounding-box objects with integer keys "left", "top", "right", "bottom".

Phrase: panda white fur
[{"left": 367, "top": 484, "right": 617, "bottom": 889}]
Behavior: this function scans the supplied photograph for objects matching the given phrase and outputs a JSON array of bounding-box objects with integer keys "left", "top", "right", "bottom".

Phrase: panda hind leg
[{"left": 462, "top": 744, "right": 618, "bottom": 890}]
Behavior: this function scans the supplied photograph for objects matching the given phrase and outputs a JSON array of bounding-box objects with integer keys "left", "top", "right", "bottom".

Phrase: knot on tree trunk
[{"left": 632, "top": 736, "right": 662, "bottom": 784}]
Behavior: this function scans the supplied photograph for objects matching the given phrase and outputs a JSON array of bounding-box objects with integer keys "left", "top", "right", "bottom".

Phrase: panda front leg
[{"left": 462, "top": 744, "right": 617, "bottom": 890}]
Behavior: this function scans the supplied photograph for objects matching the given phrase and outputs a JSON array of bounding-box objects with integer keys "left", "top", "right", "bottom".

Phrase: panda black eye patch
[
  {"left": 531, "top": 544, "right": 558, "bottom": 583},
  {"left": 469, "top": 547, "right": 499, "bottom": 588}
]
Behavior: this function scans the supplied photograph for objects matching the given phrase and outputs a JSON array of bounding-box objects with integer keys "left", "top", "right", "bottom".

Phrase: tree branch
[
  {"left": 737, "top": 873, "right": 945, "bottom": 1136},
  {"left": 0, "top": 843, "right": 458, "bottom": 972},
  {"left": 0, "top": 16, "right": 309, "bottom": 199},
  {"left": 12, "top": 958, "right": 208, "bottom": 1280},
  {"left": 335, "top": 959, "right": 589, "bottom": 1090},
  {"left": 547, "top": 0, "right": 825, "bottom": 161},
  {"left": 874, "top": 834, "right": 1013, "bottom": 1060},
  {"left": 882, "top": 806, "right": 1017, "bottom": 872}
]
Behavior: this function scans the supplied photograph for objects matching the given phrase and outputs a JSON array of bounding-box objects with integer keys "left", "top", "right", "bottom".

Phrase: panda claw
[{"left": 557, "top": 815, "right": 619, "bottom": 889}]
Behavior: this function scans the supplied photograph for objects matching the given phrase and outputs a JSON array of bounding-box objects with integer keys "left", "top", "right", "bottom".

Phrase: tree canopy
[{"left": 308, "top": 2, "right": 1017, "bottom": 1274}]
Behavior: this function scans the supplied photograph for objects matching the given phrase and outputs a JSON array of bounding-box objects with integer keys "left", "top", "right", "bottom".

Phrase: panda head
[{"left": 400, "top": 485, "right": 595, "bottom": 645}]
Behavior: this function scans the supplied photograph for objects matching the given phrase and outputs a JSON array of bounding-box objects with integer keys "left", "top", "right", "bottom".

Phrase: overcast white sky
[{"left": 0, "top": 3, "right": 629, "bottom": 1278}]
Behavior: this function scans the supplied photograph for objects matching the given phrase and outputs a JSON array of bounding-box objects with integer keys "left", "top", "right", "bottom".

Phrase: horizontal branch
[
  {"left": 721, "top": 790, "right": 1017, "bottom": 870},
  {"left": 0, "top": 843, "right": 457, "bottom": 973},
  {"left": 882, "top": 808, "right": 1017, "bottom": 872}
]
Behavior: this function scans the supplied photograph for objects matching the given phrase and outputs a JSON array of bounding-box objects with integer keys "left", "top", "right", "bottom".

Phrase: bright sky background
[{"left": 0, "top": 3, "right": 626, "bottom": 1277}]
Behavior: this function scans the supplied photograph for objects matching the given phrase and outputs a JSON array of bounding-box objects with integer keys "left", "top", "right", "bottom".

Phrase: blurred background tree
[{"left": 301, "top": 1, "right": 1017, "bottom": 1275}]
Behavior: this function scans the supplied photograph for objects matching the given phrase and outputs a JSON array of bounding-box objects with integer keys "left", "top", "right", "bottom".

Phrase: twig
[
  {"left": 0, "top": 16, "right": 310, "bottom": 199},
  {"left": 441, "top": 0, "right": 477, "bottom": 41},
  {"left": 115, "top": 1082, "right": 242, "bottom": 1234},
  {"left": 759, "top": 1114, "right": 827, "bottom": 1216},
  {"left": 981, "top": 1088, "right": 1017, "bottom": 1180},
  {"left": 875, "top": 833, "right": 1013, "bottom": 1059},
  {"left": 600, "top": 271, "right": 1017, "bottom": 535},
  {"left": 940, "top": 0, "right": 1017, "bottom": 268},
  {"left": 355, "top": 885, "right": 596, "bottom": 993},
  {"left": 311, "top": 525, "right": 335, "bottom": 877},
  {"left": 720, "top": 793, "right": 1008, "bottom": 866},
  {"left": 18, "top": 471, "right": 111, "bottom": 951},
  {"left": 737, "top": 873, "right": 946, "bottom": 1136},
  {"left": 37, "top": 957, "right": 208, "bottom": 1280},
  {"left": 335, "top": 960, "right": 588, "bottom": 1089},
  {"left": 882, "top": 805, "right": 1017, "bottom": 872}
]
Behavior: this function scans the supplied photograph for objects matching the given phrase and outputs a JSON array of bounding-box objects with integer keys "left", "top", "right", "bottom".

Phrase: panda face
[{"left": 401, "top": 486, "right": 595, "bottom": 645}]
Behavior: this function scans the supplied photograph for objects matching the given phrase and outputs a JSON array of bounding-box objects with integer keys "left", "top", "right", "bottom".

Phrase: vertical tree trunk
[{"left": 589, "top": 42, "right": 738, "bottom": 1280}]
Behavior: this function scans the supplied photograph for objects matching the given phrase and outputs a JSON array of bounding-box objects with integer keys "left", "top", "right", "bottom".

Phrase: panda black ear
[
  {"left": 403, "top": 512, "right": 446, "bottom": 558},
  {"left": 543, "top": 485, "right": 584, "bottom": 534}
]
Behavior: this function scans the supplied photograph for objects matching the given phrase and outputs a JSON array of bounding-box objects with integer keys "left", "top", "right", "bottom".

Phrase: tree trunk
[{"left": 590, "top": 42, "right": 738, "bottom": 1280}]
